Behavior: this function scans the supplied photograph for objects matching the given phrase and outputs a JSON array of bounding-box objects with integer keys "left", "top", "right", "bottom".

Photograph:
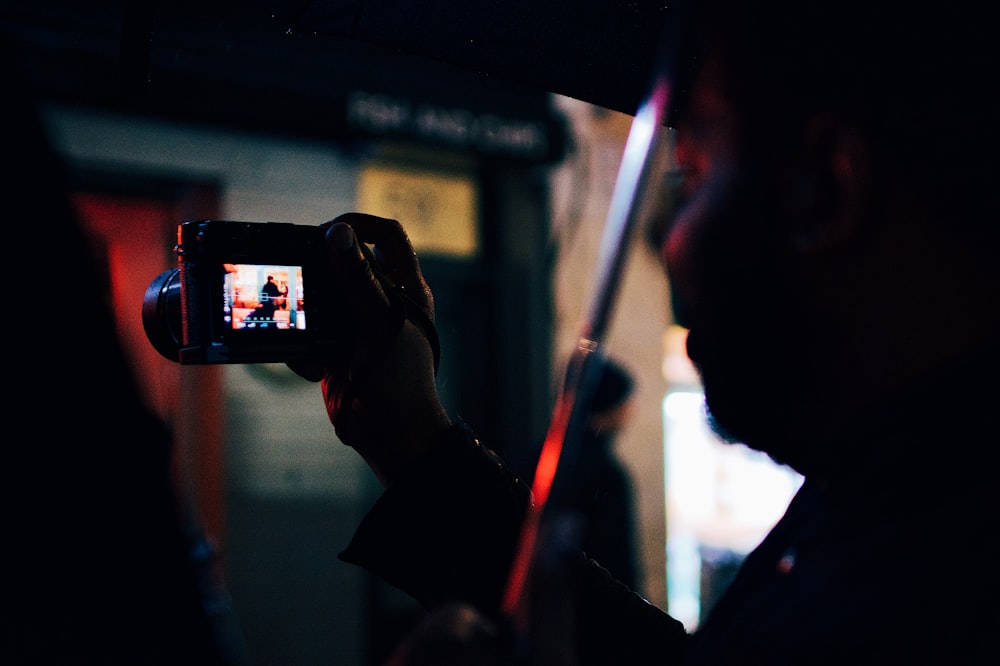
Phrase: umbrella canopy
[
  {"left": 3, "top": 1, "right": 684, "bottom": 162},
  {"left": 252, "top": 0, "right": 671, "bottom": 116}
]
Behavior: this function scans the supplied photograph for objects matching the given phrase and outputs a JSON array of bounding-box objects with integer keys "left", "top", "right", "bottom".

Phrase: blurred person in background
[{"left": 561, "top": 356, "right": 642, "bottom": 593}]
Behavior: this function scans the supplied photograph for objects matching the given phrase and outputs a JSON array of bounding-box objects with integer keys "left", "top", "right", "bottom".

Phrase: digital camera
[{"left": 143, "top": 220, "right": 338, "bottom": 364}]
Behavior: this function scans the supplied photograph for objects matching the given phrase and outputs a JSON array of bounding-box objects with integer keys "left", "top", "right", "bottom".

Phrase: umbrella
[
  {"left": 261, "top": 0, "right": 672, "bottom": 117},
  {"left": 4, "top": 2, "right": 686, "bottom": 163}
]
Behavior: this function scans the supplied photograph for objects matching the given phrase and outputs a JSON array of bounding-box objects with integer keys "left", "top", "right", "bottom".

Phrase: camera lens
[{"left": 142, "top": 268, "right": 184, "bottom": 362}]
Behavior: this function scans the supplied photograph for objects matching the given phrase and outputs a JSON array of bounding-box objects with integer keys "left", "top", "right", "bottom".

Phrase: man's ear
[{"left": 782, "top": 113, "right": 873, "bottom": 254}]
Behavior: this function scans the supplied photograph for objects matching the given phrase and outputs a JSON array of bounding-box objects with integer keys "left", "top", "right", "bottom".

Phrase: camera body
[{"left": 143, "top": 220, "right": 338, "bottom": 364}]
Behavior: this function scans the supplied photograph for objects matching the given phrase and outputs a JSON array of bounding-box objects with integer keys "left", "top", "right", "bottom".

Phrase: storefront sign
[
  {"left": 347, "top": 90, "right": 553, "bottom": 161},
  {"left": 356, "top": 163, "right": 479, "bottom": 258}
]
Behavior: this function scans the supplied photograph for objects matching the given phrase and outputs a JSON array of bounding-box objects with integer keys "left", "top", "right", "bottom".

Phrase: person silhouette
[
  {"left": 252, "top": 274, "right": 281, "bottom": 325},
  {"left": 562, "top": 357, "right": 641, "bottom": 592}
]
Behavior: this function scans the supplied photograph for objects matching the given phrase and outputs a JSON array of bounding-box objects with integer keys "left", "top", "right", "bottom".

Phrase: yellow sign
[{"left": 356, "top": 164, "right": 479, "bottom": 258}]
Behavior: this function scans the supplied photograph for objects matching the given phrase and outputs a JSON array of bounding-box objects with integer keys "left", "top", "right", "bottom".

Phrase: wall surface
[{"left": 549, "top": 95, "right": 675, "bottom": 608}]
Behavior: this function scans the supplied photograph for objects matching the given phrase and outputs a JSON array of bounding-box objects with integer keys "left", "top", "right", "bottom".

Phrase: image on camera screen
[{"left": 223, "top": 263, "right": 305, "bottom": 331}]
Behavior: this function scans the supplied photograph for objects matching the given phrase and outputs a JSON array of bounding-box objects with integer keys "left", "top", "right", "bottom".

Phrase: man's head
[
  {"left": 586, "top": 358, "right": 636, "bottom": 440},
  {"left": 657, "top": 0, "right": 1000, "bottom": 474}
]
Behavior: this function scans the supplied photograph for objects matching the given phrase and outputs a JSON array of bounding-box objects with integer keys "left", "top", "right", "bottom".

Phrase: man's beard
[
  {"left": 690, "top": 324, "right": 813, "bottom": 471},
  {"left": 671, "top": 174, "right": 837, "bottom": 475}
]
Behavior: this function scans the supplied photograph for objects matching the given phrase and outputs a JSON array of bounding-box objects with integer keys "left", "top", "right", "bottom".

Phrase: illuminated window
[{"left": 662, "top": 327, "right": 803, "bottom": 630}]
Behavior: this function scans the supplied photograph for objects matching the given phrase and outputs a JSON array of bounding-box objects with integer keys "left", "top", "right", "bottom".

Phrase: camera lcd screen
[{"left": 223, "top": 263, "right": 305, "bottom": 331}]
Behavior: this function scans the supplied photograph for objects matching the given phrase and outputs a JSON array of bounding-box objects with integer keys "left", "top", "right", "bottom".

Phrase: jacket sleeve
[{"left": 339, "top": 421, "right": 690, "bottom": 665}]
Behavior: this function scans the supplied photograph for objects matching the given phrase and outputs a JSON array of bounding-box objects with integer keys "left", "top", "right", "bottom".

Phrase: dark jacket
[{"left": 341, "top": 343, "right": 1000, "bottom": 665}]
